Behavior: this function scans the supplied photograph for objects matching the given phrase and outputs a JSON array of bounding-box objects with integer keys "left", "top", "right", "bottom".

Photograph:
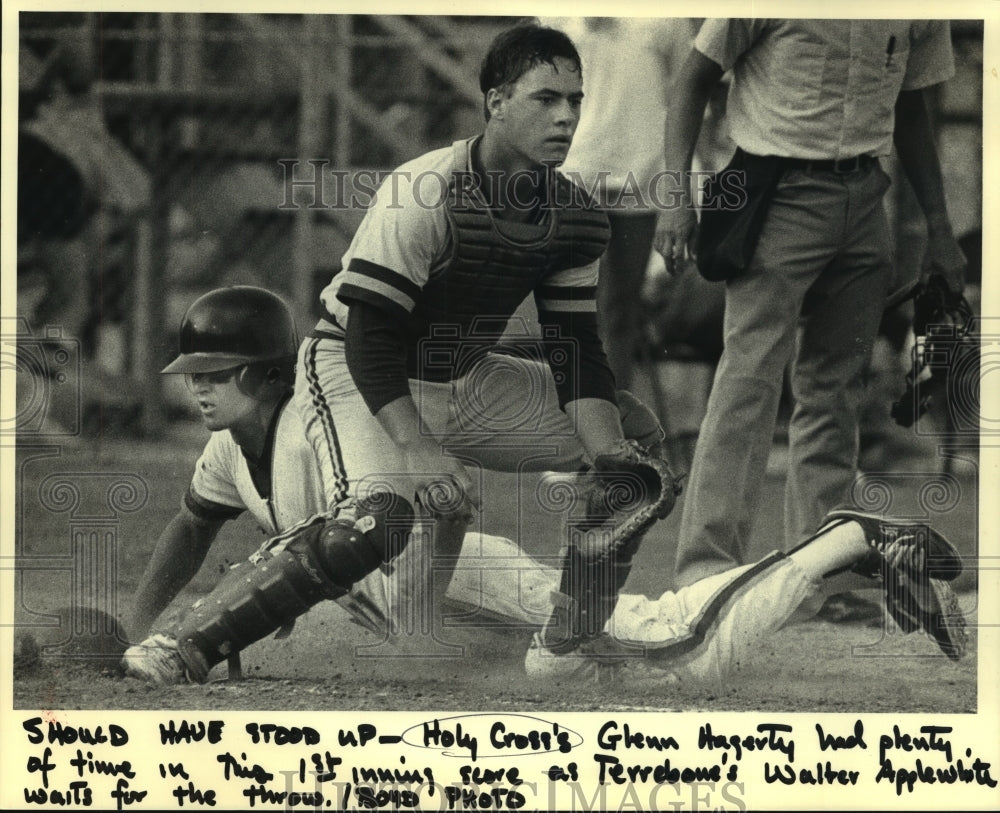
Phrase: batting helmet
[{"left": 162, "top": 286, "right": 298, "bottom": 374}]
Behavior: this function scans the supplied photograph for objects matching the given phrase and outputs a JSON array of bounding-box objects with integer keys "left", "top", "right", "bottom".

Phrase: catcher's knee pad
[{"left": 174, "top": 494, "right": 415, "bottom": 682}]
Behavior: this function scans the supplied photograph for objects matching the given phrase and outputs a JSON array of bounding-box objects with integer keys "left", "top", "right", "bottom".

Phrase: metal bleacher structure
[
  {"left": 18, "top": 14, "right": 984, "bottom": 437},
  {"left": 19, "top": 13, "right": 512, "bottom": 432}
]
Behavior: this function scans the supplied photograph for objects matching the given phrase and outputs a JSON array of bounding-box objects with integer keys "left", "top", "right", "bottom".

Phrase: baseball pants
[
  {"left": 447, "top": 534, "right": 819, "bottom": 686},
  {"left": 294, "top": 336, "right": 595, "bottom": 513}
]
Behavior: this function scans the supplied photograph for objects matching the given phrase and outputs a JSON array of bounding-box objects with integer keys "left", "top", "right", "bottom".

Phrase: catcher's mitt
[
  {"left": 541, "top": 440, "right": 684, "bottom": 647},
  {"left": 587, "top": 439, "right": 685, "bottom": 557},
  {"left": 890, "top": 277, "right": 976, "bottom": 428}
]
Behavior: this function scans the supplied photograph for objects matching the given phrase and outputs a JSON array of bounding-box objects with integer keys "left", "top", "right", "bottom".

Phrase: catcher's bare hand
[{"left": 402, "top": 441, "right": 479, "bottom": 516}]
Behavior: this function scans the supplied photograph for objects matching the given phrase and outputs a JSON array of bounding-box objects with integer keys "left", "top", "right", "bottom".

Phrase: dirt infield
[{"left": 11, "top": 431, "right": 979, "bottom": 713}]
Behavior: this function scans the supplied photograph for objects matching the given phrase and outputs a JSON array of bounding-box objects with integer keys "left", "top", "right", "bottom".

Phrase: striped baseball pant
[{"left": 293, "top": 335, "right": 594, "bottom": 514}]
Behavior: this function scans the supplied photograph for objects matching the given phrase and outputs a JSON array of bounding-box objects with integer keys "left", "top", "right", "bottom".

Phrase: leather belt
[
  {"left": 307, "top": 328, "right": 344, "bottom": 341},
  {"left": 771, "top": 154, "right": 878, "bottom": 174}
]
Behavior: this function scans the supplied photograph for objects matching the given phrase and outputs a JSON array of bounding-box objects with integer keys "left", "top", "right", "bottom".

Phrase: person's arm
[
  {"left": 345, "top": 301, "right": 479, "bottom": 511},
  {"left": 536, "top": 313, "right": 623, "bottom": 459},
  {"left": 892, "top": 88, "right": 966, "bottom": 295},
  {"left": 564, "top": 397, "right": 625, "bottom": 461},
  {"left": 653, "top": 47, "right": 725, "bottom": 273},
  {"left": 536, "top": 266, "right": 623, "bottom": 461},
  {"left": 127, "top": 510, "right": 223, "bottom": 641}
]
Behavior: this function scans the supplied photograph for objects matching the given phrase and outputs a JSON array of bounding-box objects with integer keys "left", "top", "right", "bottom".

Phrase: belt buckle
[{"left": 832, "top": 156, "right": 861, "bottom": 174}]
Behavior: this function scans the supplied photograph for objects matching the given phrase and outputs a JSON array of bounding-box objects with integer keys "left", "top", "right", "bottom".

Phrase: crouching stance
[{"left": 123, "top": 284, "right": 682, "bottom": 684}]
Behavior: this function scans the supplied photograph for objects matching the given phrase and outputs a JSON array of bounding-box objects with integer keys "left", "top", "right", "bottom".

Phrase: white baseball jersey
[
  {"left": 315, "top": 138, "right": 601, "bottom": 338},
  {"left": 187, "top": 396, "right": 324, "bottom": 536}
]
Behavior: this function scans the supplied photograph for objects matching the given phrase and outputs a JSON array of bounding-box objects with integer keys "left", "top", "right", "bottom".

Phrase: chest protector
[{"left": 406, "top": 140, "right": 610, "bottom": 381}]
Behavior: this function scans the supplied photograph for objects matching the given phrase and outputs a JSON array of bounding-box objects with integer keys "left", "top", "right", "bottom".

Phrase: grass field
[{"left": 11, "top": 425, "right": 979, "bottom": 713}]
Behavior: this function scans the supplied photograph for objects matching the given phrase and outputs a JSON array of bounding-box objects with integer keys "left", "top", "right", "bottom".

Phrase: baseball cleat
[
  {"left": 524, "top": 633, "right": 679, "bottom": 684},
  {"left": 821, "top": 508, "right": 963, "bottom": 581},
  {"left": 881, "top": 541, "right": 968, "bottom": 661},
  {"left": 122, "top": 634, "right": 188, "bottom": 685}
]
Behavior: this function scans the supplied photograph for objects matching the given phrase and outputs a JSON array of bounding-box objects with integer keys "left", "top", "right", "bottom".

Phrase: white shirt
[
  {"left": 696, "top": 19, "right": 955, "bottom": 159},
  {"left": 546, "top": 17, "right": 699, "bottom": 204},
  {"left": 317, "top": 138, "right": 599, "bottom": 330}
]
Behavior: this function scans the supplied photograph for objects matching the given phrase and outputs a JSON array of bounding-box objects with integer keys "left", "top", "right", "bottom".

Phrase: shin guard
[{"left": 174, "top": 495, "right": 414, "bottom": 682}]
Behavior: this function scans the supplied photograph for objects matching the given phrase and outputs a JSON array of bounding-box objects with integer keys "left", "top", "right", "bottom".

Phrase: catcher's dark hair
[{"left": 479, "top": 21, "right": 582, "bottom": 121}]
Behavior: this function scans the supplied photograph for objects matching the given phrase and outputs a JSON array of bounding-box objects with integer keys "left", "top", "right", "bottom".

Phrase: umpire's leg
[
  {"left": 674, "top": 168, "right": 848, "bottom": 588},
  {"left": 785, "top": 164, "right": 894, "bottom": 544}
]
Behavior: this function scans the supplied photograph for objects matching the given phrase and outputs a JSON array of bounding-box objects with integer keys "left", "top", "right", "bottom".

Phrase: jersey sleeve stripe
[
  {"left": 348, "top": 259, "right": 423, "bottom": 300},
  {"left": 337, "top": 282, "right": 412, "bottom": 321},
  {"left": 185, "top": 488, "right": 244, "bottom": 521},
  {"left": 337, "top": 265, "right": 416, "bottom": 315}
]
